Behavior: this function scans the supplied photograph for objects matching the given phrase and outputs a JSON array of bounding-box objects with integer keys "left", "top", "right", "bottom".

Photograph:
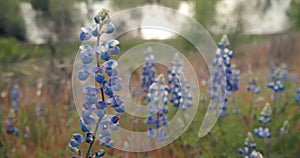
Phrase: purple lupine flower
[
  {"left": 6, "top": 85, "right": 21, "bottom": 136},
  {"left": 207, "top": 35, "right": 237, "bottom": 117},
  {"left": 280, "top": 64, "right": 288, "bottom": 82},
  {"left": 226, "top": 65, "right": 239, "bottom": 92},
  {"left": 146, "top": 74, "right": 169, "bottom": 141},
  {"left": 254, "top": 103, "right": 272, "bottom": 139},
  {"left": 254, "top": 127, "right": 271, "bottom": 138},
  {"left": 167, "top": 53, "right": 193, "bottom": 111},
  {"left": 6, "top": 109, "right": 19, "bottom": 136},
  {"left": 246, "top": 77, "right": 261, "bottom": 94},
  {"left": 70, "top": 133, "right": 85, "bottom": 147},
  {"left": 10, "top": 85, "right": 21, "bottom": 102},
  {"left": 267, "top": 64, "right": 287, "bottom": 93},
  {"left": 294, "top": 88, "right": 300, "bottom": 103},
  {"left": 70, "top": 9, "right": 124, "bottom": 158},
  {"left": 238, "top": 132, "right": 263, "bottom": 158},
  {"left": 141, "top": 47, "right": 156, "bottom": 94}
]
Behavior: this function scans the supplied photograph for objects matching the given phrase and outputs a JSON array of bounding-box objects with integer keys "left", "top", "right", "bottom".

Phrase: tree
[
  {"left": 194, "top": 0, "right": 219, "bottom": 29},
  {"left": 111, "top": 0, "right": 180, "bottom": 10},
  {"left": 287, "top": 0, "right": 300, "bottom": 29},
  {"left": 30, "top": 0, "right": 80, "bottom": 42},
  {"left": 0, "top": 0, "right": 26, "bottom": 40}
]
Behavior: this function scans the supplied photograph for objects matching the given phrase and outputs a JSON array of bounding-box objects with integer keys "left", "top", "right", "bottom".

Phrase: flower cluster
[
  {"left": 69, "top": 9, "right": 124, "bottom": 158},
  {"left": 246, "top": 77, "right": 261, "bottom": 94},
  {"left": 167, "top": 53, "right": 192, "bottom": 111},
  {"left": 10, "top": 84, "right": 21, "bottom": 112},
  {"left": 141, "top": 47, "right": 156, "bottom": 94},
  {"left": 280, "top": 64, "right": 288, "bottom": 82},
  {"left": 207, "top": 36, "right": 228, "bottom": 115},
  {"left": 215, "top": 35, "right": 236, "bottom": 93},
  {"left": 254, "top": 103, "right": 272, "bottom": 139},
  {"left": 226, "top": 64, "right": 240, "bottom": 93},
  {"left": 146, "top": 74, "right": 169, "bottom": 141},
  {"left": 238, "top": 132, "right": 263, "bottom": 158},
  {"left": 294, "top": 88, "right": 300, "bottom": 103},
  {"left": 6, "top": 85, "right": 21, "bottom": 136},
  {"left": 267, "top": 64, "right": 288, "bottom": 93},
  {"left": 208, "top": 35, "right": 238, "bottom": 117}
]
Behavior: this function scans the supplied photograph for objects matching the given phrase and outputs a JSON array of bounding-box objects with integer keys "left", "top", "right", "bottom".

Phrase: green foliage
[
  {"left": 0, "top": 38, "right": 19, "bottom": 63},
  {"left": 48, "top": 0, "right": 77, "bottom": 23},
  {"left": 0, "top": 39, "right": 79, "bottom": 69},
  {"left": 287, "top": 0, "right": 300, "bottom": 29},
  {"left": 28, "top": 0, "right": 81, "bottom": 41},
  {"left": 111, "top": 0, "right": 145, "bottom": 9},
  {"left": 0, "top": 0, "right": 26, "bottom": 40},
  {"left": 194, "top": 0, "right": 219, "bottom": 28},
  {"left": 30, "top": 0, "right": 50, "bottom": 12},
  {"left": 111, "top": 0, "right": 180, "bottom": 10}
]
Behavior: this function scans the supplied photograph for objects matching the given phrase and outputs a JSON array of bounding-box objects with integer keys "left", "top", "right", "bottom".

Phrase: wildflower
[
  {"left": 6, "top": 109, "right": 19, "bottom": 136},
  {"left": 246, "top": 77, "right": 261, "bottom": 94},
  {"left": 6, "top": 85, "right": 21, "bottom": 136},
  {"left": 208, "top": 35, "right": 239, "bottom": 117},
  {"left": 254, "top": 103, "right": 272, "bottom": 139},
  {"left": 227, "top": 65, "right": 240, "bottom": 92},
  {"left": 238, "top": 132, "right": 262, "bottom": 158},
  {"left": 294, "top": 88, "right": 300, "bottom": 103},
  {"left": 167, "top": 53, "right": 193, "bottom": 111},
  {"left": 141, "top": 47, "right": 156, "bottom": 94},
  {"left": 267, "top": 64, "right": 287, "bottom": 93},
  {"left": 146, "top": 74, "right": 169, "bottom": 141},
  {"left": 254, "top": 127, "right": 271, "bottom": 139},
  {"left": 70, "top": 9, "right": 124, "bottom": 158}
]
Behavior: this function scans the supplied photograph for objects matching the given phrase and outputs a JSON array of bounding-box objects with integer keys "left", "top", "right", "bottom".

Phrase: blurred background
[{"left": 1, "top": 0, "right": 300, "bottom": 157}]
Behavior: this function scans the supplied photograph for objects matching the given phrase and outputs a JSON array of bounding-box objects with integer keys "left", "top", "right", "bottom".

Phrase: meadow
[{"left": 1, "top": 30, "right": 300, "bottom": 158}]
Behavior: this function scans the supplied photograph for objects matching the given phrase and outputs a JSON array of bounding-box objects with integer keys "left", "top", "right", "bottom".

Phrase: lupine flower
[
  {"left": 167, "top": 53, "right": 193, "bottom": 111},
  {"left": 238, "top": 132, "right": 262, "bottom": 158},
  {"left": 267, "top": 64, "right": 288, "bottom": 93},
  {"left": 6, "top": 85, "right": 21, "bottom": 136},
  {"left": 226, "top": 64, "right": 239, "bottom": 93},
  {"left": 10, "top": 85, "right": 21, "bottom": 102},
  {"left": 280, "top": 120, "right": 289, "bottom": 136},
  {"left": 280, "top": 64, "right": 288, "bottom": 82},
  {"left": 219, "top": 102, "right": 228, "bottom": 118},
  {"left": 227, "top": 64, "right": 240, "bottom": 114},
  {"left": 294, "top": 88, "right": 300, "bottom": 103},
  {"left": 10, "top": 84, "right": 21, "bottom": 112},
  {"left": 246, "top": 77, "right": 261, "bottom": 94},
  {"left": 207, "top": 35, "right": 238, "bottom": 117},
  {"left": 141, "top": 47, "right": 156, "bottom": 94},
  {"left": 254, "top": 103, "right": 272, "bottom": 139},
  {"left": 254, "top": 127, "right": 271, "bottom": 139},
  {"left": 70, "top": 9, "right": 124, "bottom": 158},
  {"left": 6, "top": 109, "right": 19, "bottom": 136},
  {"left": 146, "top": 74, "right": 169, "bottom": 141}
]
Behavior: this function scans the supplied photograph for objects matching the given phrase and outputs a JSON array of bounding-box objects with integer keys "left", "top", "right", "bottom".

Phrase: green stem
[{"left": 217, "top": 120, "right": 229, "bottom": 156}]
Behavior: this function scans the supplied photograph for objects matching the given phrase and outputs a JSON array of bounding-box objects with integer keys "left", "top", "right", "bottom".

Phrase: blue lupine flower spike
[
  {"left": 70, "top": 9, "right": 124, "bottom": 158},
  {"left": 146, "top": 74, "right": 169, "bottom": 141},
  {"left": 254, "top": 103, "right": 272, "bottom": 139},
  {"left": 294, "top": 88, "right": 300, "bottom": 103},
  {"left": 167, "top": 53, "right": 193, "bottom": 111},
  {"left": 238, "top": 132, "right": 263, "bottom": 158}
]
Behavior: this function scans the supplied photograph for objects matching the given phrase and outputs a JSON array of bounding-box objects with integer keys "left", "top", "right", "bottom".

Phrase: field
[{"left": 1, "top": 30, "right": 300, "bottom": 158}]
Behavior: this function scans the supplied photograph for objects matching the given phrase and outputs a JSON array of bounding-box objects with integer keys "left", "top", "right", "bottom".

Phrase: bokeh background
[{"left": 1, "top": 0, "right": 300, "bottom": 157}]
